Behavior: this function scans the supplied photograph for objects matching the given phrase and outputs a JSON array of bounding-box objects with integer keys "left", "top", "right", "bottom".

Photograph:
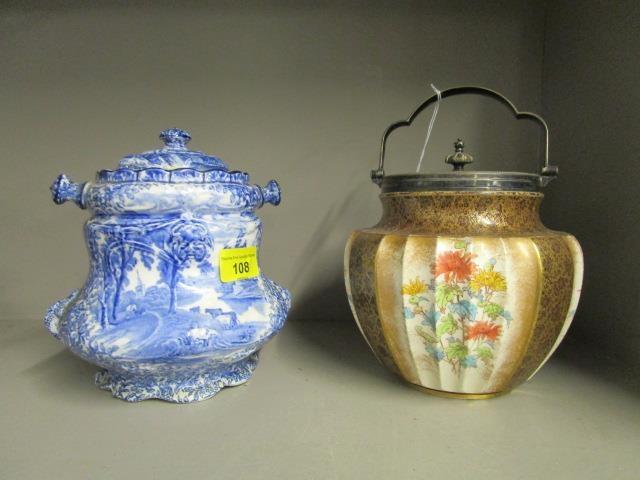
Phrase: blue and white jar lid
[{"left": 96, "top": 128, "right": 249, "bottom": 184}]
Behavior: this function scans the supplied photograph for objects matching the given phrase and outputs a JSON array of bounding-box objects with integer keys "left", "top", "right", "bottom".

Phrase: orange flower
[
  {"left": 466, "top": 321, "right": 502, "bottom": 342},
  {"left": 434, "top": 250, "right": 476, "bottom": 283}
]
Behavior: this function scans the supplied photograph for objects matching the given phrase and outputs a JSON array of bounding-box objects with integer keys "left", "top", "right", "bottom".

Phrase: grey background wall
[
  {"left": 541, "top": 1, "right": 640, "bottom": 367},
  {"left": 1, "top": 1, "right": 635, "bottom": 367},
  {"left": 0, "top": 0, "right": 544, "bottom": 317}
]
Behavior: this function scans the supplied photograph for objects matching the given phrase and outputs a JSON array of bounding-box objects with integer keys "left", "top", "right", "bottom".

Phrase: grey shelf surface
[{"left": 1, "top": 316, "right": 638, "bottom": 480}]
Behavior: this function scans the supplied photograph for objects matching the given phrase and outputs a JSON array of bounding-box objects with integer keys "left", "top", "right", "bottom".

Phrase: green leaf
[
  {"left": 445, "top": 343, "right": 469, "bottom": 361},
  {"left": 476, "top": 345, "right": 494, "bottom": 361},
  {"left": 436, "top": 313, "right": 457, "bottom": 338},
  {"left": 415, "top": 326, "right": 438, "bottom": 344},
  {"left": 435, "top": 284, "right": 461, "bottom": 309},
  {"left": 483, "top": 302, "right": 504, "bottom": 319},
  {"left": 454, "top": 240, "right": 467, "bottom": 250}
]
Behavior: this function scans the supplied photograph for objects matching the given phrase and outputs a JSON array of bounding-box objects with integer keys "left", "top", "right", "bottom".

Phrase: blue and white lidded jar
[{"left": 45, "top": 128, "right": 291, "bottom": 403}]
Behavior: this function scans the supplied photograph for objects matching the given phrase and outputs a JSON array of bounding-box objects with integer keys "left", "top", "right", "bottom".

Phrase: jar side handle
[
  {"left": 44, "top": 289, "right": 79, "bottom": 340},
  {"left": 51, "top": 174, "right": 87, "bottom": 209},
  {"left": 260, "top": 180, "right": 281, "bottom": 206}
]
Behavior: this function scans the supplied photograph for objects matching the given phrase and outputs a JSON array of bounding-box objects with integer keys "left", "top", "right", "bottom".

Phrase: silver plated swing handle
[{"left": 371, "top": 85, "right": 557, "bottom": 185}]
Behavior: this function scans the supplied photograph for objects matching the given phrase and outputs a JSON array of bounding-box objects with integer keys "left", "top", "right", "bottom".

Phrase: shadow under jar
[{"left": 344, "top": 87, "right": 583, "bottom": 399}]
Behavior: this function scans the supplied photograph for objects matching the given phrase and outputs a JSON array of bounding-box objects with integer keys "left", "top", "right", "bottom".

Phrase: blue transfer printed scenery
[{"left": 45, "top": 128, "right": 291, "bottom": 403}]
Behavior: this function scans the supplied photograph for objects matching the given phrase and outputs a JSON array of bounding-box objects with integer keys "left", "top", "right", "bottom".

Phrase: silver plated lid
[{"left": 371, "top": 86, "right": 558, "bottom": 193}]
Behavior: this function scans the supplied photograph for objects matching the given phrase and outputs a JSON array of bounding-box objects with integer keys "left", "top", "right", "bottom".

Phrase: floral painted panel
[{"left": 403, "top": 239, "right": 513, "bottom": 388}]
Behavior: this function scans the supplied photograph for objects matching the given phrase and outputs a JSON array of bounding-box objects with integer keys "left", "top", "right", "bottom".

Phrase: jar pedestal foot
[
  {"left": 95, "top": 354, "right": 259, "bottom": 403},
  {"left": 408, "top": 383, "right": 510, "bottom": 400}
]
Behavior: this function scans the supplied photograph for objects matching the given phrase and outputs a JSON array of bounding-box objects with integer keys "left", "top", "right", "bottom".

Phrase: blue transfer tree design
[
  {"left": 96, "top": 218, "right": 212, "bottom": 322},
  {"left": 166, "top": 221, "right": 211, "bottom": 313}
]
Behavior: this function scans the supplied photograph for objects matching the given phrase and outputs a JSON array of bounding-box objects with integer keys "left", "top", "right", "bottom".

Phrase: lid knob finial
[
  {"left": 160, "top": 128, "right": 191, "bottom": 149},
  {"left": 445, "top": 138, "right": 474, "bottom": 171}
]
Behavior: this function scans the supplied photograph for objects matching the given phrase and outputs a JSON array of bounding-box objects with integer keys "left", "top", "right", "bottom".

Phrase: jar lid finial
[
  {"left": 445, "top": 138, "right": 474, "bottom": 171},
  {"left": 160, "top": 128, "right": 191, "bottom": 149}
]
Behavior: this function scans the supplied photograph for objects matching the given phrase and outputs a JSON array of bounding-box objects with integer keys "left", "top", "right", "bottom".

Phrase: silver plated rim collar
[{"left": 380, "top": 171, "right": 551, "bottom": 193}]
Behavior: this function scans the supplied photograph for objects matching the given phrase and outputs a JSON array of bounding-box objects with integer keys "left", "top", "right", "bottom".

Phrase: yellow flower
[
  {"left": 402, "top": 278, "right": 428, "bottom": 296},
  {"left": 470, "top": 268, "right": 507, "bottom": 293}
]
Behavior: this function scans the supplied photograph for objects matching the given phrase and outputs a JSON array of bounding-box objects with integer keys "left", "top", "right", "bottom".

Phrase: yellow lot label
[{"left": 219, "top": 246, "right": 260, "bottom": 282}]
